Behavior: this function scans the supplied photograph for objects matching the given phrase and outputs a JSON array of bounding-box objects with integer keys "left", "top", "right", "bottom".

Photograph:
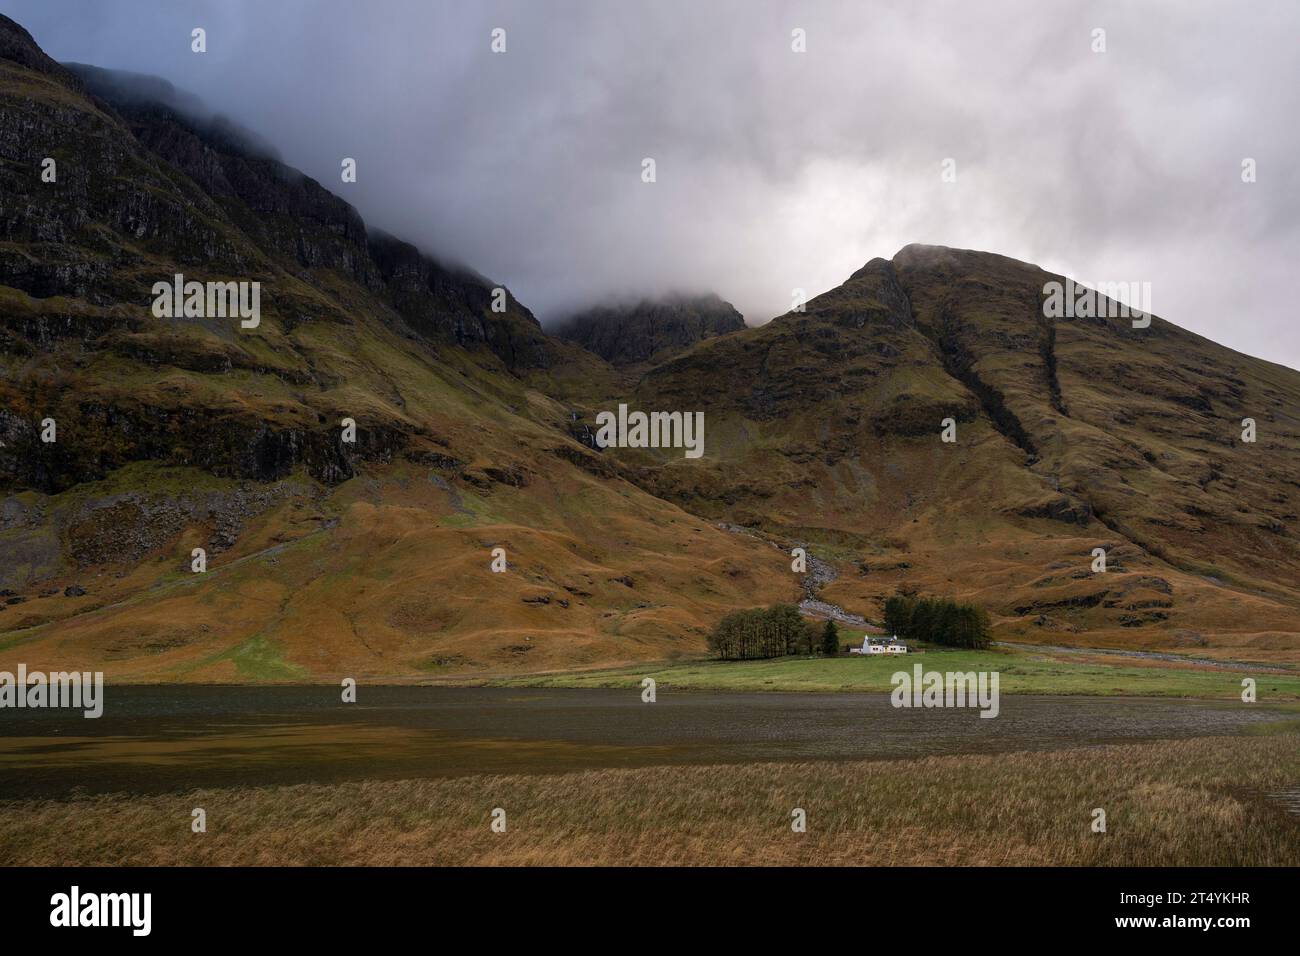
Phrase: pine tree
[{"left": 820, "top": 619, "right": 839, "bottom": 657}]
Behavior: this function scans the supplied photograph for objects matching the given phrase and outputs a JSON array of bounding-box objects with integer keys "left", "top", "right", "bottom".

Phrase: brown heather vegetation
[{"left": 3, "top": 735, "right": 1297, "bottom": 866}]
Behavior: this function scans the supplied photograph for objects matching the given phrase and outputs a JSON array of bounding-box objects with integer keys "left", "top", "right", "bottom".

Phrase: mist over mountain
[
  {"left": 5, "top": 0, "right": 1298, "bottom": 371},
  {"left": 553, "top": 293, "right": 745, "bottom": 366},
  {"left": 66, "top": 62, "right": 282, "bottom": 162}
]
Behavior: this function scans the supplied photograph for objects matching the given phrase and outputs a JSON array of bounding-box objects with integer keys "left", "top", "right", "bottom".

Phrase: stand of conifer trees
[
  {"left": 707, "top": 604, "right": 824, "bottom": 660},
  {"left": 883, "top": 594, "right": 992, "bottom": 649}
]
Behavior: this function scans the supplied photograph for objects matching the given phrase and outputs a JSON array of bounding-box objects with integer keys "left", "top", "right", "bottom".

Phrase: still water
[{"left": 0, "top": 685, "right": 1281, "bottom": 799}]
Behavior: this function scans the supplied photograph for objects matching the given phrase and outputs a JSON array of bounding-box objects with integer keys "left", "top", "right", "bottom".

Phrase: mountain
[
  {"left": 553, "top": 293, "right": 745, "bottom": 366},
  {"left": 0, "top": 14, "right": 1296, "bottom": 681},
  {"left": 0, "top": 15, "right": 793, "bottom": 679},
  {"left": 605, "top": 246, "right": 1300, "bottom": 660}
]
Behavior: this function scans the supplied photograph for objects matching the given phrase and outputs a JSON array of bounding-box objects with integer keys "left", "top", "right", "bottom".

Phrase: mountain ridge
[{"left": 553, "top": 292, "right": 746, "bottom": 367}]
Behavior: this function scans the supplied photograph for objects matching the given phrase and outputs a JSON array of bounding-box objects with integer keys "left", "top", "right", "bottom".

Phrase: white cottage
[{"left": 848, "top": 635, "right": 907, "bottom": 655}]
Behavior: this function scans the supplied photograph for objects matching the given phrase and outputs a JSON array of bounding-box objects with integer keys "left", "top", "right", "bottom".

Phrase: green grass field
[{"left": 497, "top": 641, "right": 1300, "bottom": 700}]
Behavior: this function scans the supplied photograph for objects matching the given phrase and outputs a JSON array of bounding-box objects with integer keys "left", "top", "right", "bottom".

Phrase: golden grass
[
  {"left": 3, "top": 735, "right": 1296, "bottom": 866},
  {"left": 0, "top": 459, "right": 798, "bottom": 680}
]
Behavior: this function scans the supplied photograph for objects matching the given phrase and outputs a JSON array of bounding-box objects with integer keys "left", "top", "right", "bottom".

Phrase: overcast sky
[{"left": 7, "top": 0, "right": 1298, "bottom": 369}]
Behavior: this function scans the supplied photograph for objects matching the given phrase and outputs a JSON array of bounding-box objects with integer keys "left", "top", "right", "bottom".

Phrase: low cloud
[{"left": 9, "top": 0, "right": 1298, "bottom": 368}]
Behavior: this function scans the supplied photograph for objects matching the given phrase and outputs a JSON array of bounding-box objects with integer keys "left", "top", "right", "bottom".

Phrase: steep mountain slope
[
  {"left": 589, "top": 246, "right": 1300, "bottom": 659},
  {"left": 554, "top": 293, "right": 745, "bottom": 366},
  {"left": 0, "top": 16, "right": 795, "bottom": 679}
]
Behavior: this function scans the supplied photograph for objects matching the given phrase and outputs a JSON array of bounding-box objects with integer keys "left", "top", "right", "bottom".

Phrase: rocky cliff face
[
  {"left": 0, "top": 17, "right": 560, "bottom": 495},
  {"left": 553, "top": 292, "right": 744, "bottom": 366},
  {"left": 65, "top": 61, "right": 551, "bottom": 370},
  {"left": 367, "top": 232, "right": 549, "bottom": 369}
]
